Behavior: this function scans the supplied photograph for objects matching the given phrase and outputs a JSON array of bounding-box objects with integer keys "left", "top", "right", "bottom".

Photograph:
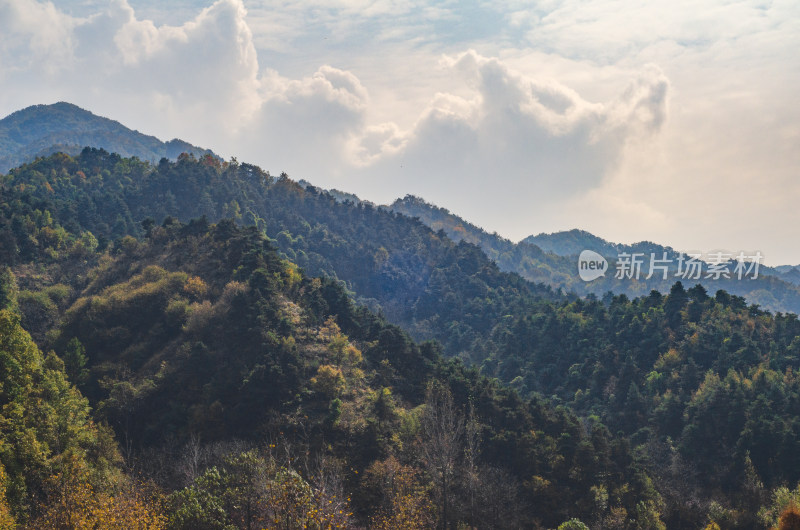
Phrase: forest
[
  {"left": 389, "top": 195, "right": 800, "bottom": 314},
  {"left": 2, "top": 149, "right": 800, "bottom": 528}
]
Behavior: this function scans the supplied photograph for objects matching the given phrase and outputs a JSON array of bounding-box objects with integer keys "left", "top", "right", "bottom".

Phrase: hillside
[
  {"left": 0, "top": 211, "right": 662, "bottom": 527},
  {"left": 5, "top": 149, "right": 800, "bottom": 526},
  {"left": 0, "top": 102, "right": 215, "bottom": 173},
  {"left": 389, "top": 195, "right": 578, "bottom": 288},
  {"left": 391, "top": 195, "right": 800, "bottom": 314},
  {"left": 2, "top": 148, "right": 560, "bottom": 364},
  {"left": 525, "top": 229, "right": 629, "bottom": 257}
]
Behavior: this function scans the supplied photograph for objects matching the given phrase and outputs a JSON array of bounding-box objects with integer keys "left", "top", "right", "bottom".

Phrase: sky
[{"left": 1, "top": 0, "right": 798, "bottom": 264}]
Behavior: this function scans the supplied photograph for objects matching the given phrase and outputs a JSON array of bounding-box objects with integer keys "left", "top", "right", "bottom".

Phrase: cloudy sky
[{"left": 1, "top": 0, "right": 798, "bottom": 264}]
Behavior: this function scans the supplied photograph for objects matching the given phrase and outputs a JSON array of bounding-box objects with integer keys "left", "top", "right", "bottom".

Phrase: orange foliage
[
  {"left": 366, "top": 457, "right": 434, "bottom": 530},
  {"left": 183, "top": 276, "right": 208, "bottom": 300},
  {"left": 777, "top": 503, "right": 800, "bottom": 530},
  {"left": 30, "top": 457, "right": 165, "bottom": 530}
]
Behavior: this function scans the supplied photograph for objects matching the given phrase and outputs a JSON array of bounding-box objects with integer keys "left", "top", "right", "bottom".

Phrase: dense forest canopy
[
  {"left": 0, "top": 102, "right": 216, "bottom": 174},
  {"left": 2, "top": 149, "right": 800, "bottom": 527},
  {"left": 390, "top": 195, "right": 800, "bottom": 314}
]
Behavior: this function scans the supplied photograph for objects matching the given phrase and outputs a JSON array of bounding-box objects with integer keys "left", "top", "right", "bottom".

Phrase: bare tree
[
  {"left": 178, "top": 433, "right": 204, "bottom": 485},
  {"left": 420, "top": 383, "right": 464, "bottom": 529},
  {"left": 475, "top": 465, "right": 523, "bottom": 529}
]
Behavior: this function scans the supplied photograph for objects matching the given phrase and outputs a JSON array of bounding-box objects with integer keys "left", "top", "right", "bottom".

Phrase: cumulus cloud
[
  {"left": 2, "top": 0, "right": 797, "bottom": 262},
  {"left": 100, "top": 0, "right": 261, "bottom": 133},
  {"left": 0, "top": 0, "right": 261, "bottom": 146},
  {"left": 0, "top": 0, "right": 76, "bottom": 76},
  {"left": 236, "top": 65, "right": 369, "bottom": 175},
  {"left": 0, "top": 1, "right": 669, "bottom": 236},
  {"left": 342, "top": 50, "right": 669, "bottom": 233}
]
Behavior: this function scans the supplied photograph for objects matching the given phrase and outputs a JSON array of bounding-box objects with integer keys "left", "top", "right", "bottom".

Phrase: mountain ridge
[
  {"left": 4, "top": 145, "right": 800, "bottom": 527},
  {"left": 0, "top": 102, "right": 216, "bottom": 173},
  {"left": 389, "top": 194, "right": 800, "bottom": 312}
]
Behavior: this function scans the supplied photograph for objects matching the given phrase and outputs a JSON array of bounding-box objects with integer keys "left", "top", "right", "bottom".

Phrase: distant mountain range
[
  {"left": 390, "top": 195, "right": 800, "bottom": 313},
  {"left": 6, "top": 103, "right": 800, "bottom": 528},
  {"left": 1, "top": 101, "right": 798, "bottom": 313},
  {"left": 524, "top": 229, "right": 680, "bottom": 258},
  {"left": 0, "top": 102, "right": 215, "bottom": 173},
  {"left": 524, "top": 227, "right": 800, "bottom": 286}
]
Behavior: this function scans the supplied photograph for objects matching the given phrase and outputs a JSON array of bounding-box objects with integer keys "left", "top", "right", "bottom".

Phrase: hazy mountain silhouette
[{"left": 0, "top": 102, "right": 215, "bottom": 173}]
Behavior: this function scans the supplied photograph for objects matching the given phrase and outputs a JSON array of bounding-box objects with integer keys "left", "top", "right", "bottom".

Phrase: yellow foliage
[
  {"left": 328, "top": 334, "right": 349, "bottom": 359},
  {"left": 366, "top": 457, "right": 434, "bottom": 530},
  {"left": 654, "top": 348, "right": 682, "bottom": 372},
  {"left": 260, "top": 468, "right": 351, "bottom": 529},
  {"left": 283, "top": 261, "right": 302, "bottom": 288},
  {"left": 321, "top": 317, "right": 362, "bottom": 367},
  {"left": 311, "top": 365, "right": 345, "bottom": 398},
  {"left": 344, "top": 344, "right": 362, "bottom": 365},
  {"left": 183, "top": 276, "right": 208, "bottom": 300},
  {"left": 31, "top": 458, "right": 165, "bottom": 530},
  {"left": 319, "top": 316, "right": 341, "bottom": 341}
]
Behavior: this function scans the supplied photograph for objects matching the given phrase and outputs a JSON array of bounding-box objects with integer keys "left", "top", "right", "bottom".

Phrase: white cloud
[
  {"left": 337, "top": 51, "right": 669, "bottom": 237},
  {"left": 235, "top": 65, "right": 369, "bottom": 175},
  {"left": 104, "top": 0, "right": 261, "bottom": 133},
  {"left": 0, "top": 0, "right": 76, "bottom": 75},
  {"left": 0, "top": 0, "right": 798, "bottom": 263},
  {"left": 0, "top": 0, "right": 261, "bottom": 146}
]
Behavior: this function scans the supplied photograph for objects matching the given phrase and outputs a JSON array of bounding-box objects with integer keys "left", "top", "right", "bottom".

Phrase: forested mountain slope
[
  {"left": 2, "top": 149, "right": 559, "bottom": 363},
  {"left": 391, "top": 195, "right": 800, "bottom": 314},
  {"left": 0, "top": 212, "right": 663, "bottom": 528},
  {"left": 0, "top": 103, "right": 215, "bottom": 173},
  {"left": 4, "top": 150, "right": 800, "bottom": 526}
]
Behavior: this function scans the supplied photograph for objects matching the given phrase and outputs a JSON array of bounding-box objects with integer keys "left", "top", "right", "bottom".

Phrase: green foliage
[
  {"left": 0, "top": 309, "right": 120, "bottom": 521},
  {"left": 0, "top": 267, "right": 17, "bottom": 312},
  {"left": 0, "top": 463, "right": 16, "bottom": 528},
  {"left": 168, "top": 450, "right": 350, "bottom": 530},
  {"left": 3, "top": 218, "right": 657, "bottom": 528},
  {"left": 558, "top": 518, "right": 590, "bottom": 529},
  {"left": 0, "top": 102, "right": 216, "bottom": 173},
  {"left": 1, "top": 149, "right": 558, "bottom": 364},
  {"left": 5, "top": 150, "right": 800, "bottom": 527},
  {"left": 760, "top": 484, "right": 800, "bottom": 528},
  {"left": 392, "top": 195, "right": 800, "bottom": 315},
  {"left": 63, "top": 337, "right": 89, "bottom": 386}
]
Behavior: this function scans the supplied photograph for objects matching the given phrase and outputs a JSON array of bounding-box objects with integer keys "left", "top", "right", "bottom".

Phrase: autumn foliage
[
  {"left": 31, "top": 464, "right": 165, "bottom": 529},
  {"left": 777, "top": 504, "right": 800, "bottom": 530}
]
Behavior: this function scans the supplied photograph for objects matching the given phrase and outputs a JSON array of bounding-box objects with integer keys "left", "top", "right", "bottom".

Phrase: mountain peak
[
  {"left": 523, "top": 229, "right": 619, "bottom": 257},
  {"left": 0, "top": 102, "right": 215, "bottom": 173}
]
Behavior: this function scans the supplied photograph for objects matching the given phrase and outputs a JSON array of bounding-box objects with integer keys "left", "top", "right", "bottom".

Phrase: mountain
[
  {"left": 298, "top": 179, "right": 368, "bottom": 205},
  {"left": 0, "top": 102, "right": 215, "bottom": 173},
  {"left": 6, "top": 150, "right": 800, "bottom": 526},
  {"left": 0, "top": 194, "right": 660, "bottom": 527},
  {"left": 3, "top": 118, "right": 800, "bottom": 526},
  {"left": 524, "top": 229, "right": 683, "bottom": 260},
  {"left": 389, "top": 195, "right": 580, "bottom": 288},
  {"left": 390, "top": 195, "right": 800, "bottom": 314},
  {"left": 773, "top": 265, "right": 800, "bottom": 286},
  {"left": 3, "top": 149, "right": 560, "bottom": 364},
  {"left": 525, "top": 228, "right": 625, "bottom": 257},
  {"left": 528, "top": 228, "right": 800, "bottom": 289}
]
